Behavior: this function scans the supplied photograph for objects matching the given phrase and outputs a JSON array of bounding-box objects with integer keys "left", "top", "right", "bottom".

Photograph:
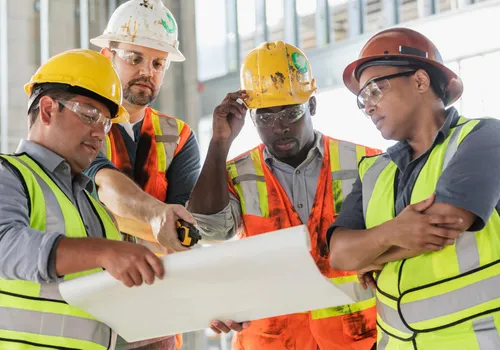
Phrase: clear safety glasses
[
  {"left": 57, "top": 100, "right": 113, "bottom": 134},
  {"left": 250, "top": 102, "right": 308, "bottom": 128},
  {"left": 112, "top": 49, "right": 170, "bottom": 73}
]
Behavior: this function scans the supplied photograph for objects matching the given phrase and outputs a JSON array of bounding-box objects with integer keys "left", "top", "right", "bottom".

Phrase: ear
[
  {"left": 308, "top": 96, "right": 317, "bottom": 116},
  {"left": 101, "top": 47, "right": 113, "bottom": 60},
  {"left": 38, "top": 96, "right": 58, "bottom": 126},
  {"left": 414, "top": 69, "right": 431, "bottom": 94}
]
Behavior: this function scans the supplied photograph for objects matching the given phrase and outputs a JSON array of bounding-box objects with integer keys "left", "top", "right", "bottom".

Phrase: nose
[
  {"left": 364, "top": 103, "right": 376, "bottom": 117},
  {"left": 139, "top": 61, "right": 154, "bottom": 76},
  {"left": 90, "top": 123, "right": 106, "bottom": 142},
  {"left": 272, "top": 117, "right": 290, "bottom": 135}
]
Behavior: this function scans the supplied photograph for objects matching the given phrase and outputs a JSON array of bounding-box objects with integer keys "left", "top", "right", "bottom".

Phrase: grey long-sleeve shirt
[
  {"left": 193, "top": 132, "right": 325, "bottom": 241},
  {"left": 0, "top": 140, "right": 108, "bottom": 283}
]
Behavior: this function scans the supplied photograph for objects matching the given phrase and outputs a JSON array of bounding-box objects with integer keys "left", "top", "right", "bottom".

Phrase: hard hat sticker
[
  {"left": 292, "top": 52, "right": 308, "bottom": 73},
  {"left": 161, "top": 12, "right": 177, "bottom": 34},
  {"left": 139, "top": 0, "right": 153, "bottom": 9}
]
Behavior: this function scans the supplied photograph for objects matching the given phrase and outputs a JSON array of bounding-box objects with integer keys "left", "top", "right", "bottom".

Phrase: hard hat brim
[
  {"left": 343, "top": 54, "right": 463, "bottom": 107},
  {"left": 90, "top": 35, "right": 185, "bottom": 62}
]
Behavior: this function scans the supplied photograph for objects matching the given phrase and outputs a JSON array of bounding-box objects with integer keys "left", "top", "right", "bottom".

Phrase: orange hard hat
[{"left": 343, "top": 28, "right": 463, "bottom": 106}]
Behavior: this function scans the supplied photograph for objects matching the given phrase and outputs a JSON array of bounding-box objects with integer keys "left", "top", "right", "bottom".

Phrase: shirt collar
[
  {"left": 16, "top": 139, "right": 93, "bottom": 192},
  {"left": 263, "top": 130, "right": 324, "bottom": 166}
]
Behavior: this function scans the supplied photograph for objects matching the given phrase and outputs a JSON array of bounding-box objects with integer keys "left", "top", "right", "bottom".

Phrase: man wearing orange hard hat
[
  {"left": 188, "top": 40, "right": 381, "bottom": 350},
  {"left": 329, "top": 27, "right": 500, "bottom": 349}
]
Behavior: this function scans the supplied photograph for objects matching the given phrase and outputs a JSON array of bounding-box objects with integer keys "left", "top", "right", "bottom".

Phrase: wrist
[
  {"left": 373, "top": 221, "right": 396, "bottom": 250},
  {"left": 209, "top": 137, "right": 232, "bottom": 153}
]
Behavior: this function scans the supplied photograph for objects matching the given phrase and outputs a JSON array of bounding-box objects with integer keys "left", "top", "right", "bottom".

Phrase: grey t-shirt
[{"left": 327, "top": 107, "right": 500, "bottom": 242}]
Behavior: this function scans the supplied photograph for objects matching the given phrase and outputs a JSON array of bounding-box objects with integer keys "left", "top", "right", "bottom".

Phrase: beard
[{"left": 123, "top": 78, "right": 158, "bottom": 106}]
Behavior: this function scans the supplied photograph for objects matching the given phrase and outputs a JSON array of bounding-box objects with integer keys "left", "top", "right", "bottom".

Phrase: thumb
[
  {"left": 411, "top": 194, "right": 435, "bottom": 213},
  {"left": 173, "top": 206, "right": 197, "bottom": 226}
]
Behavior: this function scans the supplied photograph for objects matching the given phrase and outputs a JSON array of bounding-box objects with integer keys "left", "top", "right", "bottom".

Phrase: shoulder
[{"left": 227, "top": 144, "right": 264, "bottom": 165}]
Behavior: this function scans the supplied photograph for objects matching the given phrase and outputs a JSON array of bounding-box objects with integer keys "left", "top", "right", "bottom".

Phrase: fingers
[
  {"left": 430, "top": 226, "right": 461, "bottom": 240},
  {"left": 365, "top": 274, "right": 377, "bottom": 291},
  {"left": 357, "top": 272, "right": 367, "bottom": 290},
  {"left": 210, "top": 320, "right": 249, "bottom": 334},
  {"left": 411, "top": 194, "right": 435, "bottom": 212},
  {"left": 172, "top": 205, "right": 196, "bottom": 226},
  {"left": 128, "top": 269, "right": 144, "bottom": 286},
  {"left": 121, "top": 273, "right": 136, "bottom": 288},
  {"left": 156, "top": 225, "right": 189, "bottom": 252},
  {"left": 145, "top": 252, "right": 165, "bottom": 279},
  {"left": 426, "top": 214, "right": 463, "bottom": 226},
  {"left": 137, "top": 258, "right": 157, "bottom": 285}
]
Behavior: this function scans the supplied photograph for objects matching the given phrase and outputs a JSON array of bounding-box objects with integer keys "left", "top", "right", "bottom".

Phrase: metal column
[
  {"left": 108, "top": 0, "right": 117, "bottom": 18},
  {"left": 417, "top": 0, "right": 438, "bottom": 17},
  {"left": 0, "top": 0, "right": 8, "bottom": 152},
  {"left": 80, "top": 0, "right": 89, "bottom": 49},
  {"left": 255, "top": 0, "right": 268, "bottom": 46},
  {"left": 382, "top": 0, "right": 399, "bottom": 27},
  {"left": 40, "top": 0, "right": 49, "bottom": 63},
  {"left": 226, "top": 0, "right": 240, "bottom": 72},
  {"left": 315, "top": 0, "right": 331, "bottom": 47},
  {"left": 284, "top": 0, "right": 298, "bottom": 46},
  {"left": 348, "top": 0, "right": 365, "bottom": 38}
]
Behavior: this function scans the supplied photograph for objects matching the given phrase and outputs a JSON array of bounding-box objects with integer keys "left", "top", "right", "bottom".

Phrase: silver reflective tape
[
  {"left": 362, "top": 157, "right": 391, "bottom": 220},
  {"left": 473, "top": 315, "right": 500, "bottom": 349},
  {"left": 155, "top": 134, "right": 179, "bottom": 143},
  {"left": 39, "top": 283, "right": 62, "bottom": 300},
  {"left": 0, "top": 306, "right": 110, "bottom": 347},
  {"left": 442, "top": 123, "right": 465, "bottom": 170},
  {"left": 232, "top": 174, "right": 266, "bottom": 184},
  {"left": 378, "top": 330, "right": 390, "bottom": 350},
  {"left": 234, "top": 156, "right": 262, "bottom": 216},
  {"left": 158, "top": 116, "right": 179, "bottom": 168},
  {"left": 400, "top": 274, "right": 500, "bottom": 324},
  {"left": 15, "top": 157, "right": 65, "bottom": 233},
  {"left": 377, "top": 298, "right": 413, "bottom": 334},
  {"left": 456, "top": 232, "right": 480, "bottom": 273},
  {"left": 338, "top": 141, "right": 358, "bottom": 200},
  {"left": 331, "top": 169, "right": 358, "bottom": 181}
]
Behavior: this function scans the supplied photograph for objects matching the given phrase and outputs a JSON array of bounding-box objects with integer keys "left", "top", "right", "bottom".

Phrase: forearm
[
  {"left": 371, "top": 246, "right": 424, "bottom": 266},
  {"left": 188, "top": 139, "right": 232, "bottom": 214},
  {"left": 55, "top": 237, "right": 113, "bottom": 276},
  {"left": 95, "top": 168, "right": 164, "bottom": 225},
  {"left": 329, "top": 225, "right": 392, "bottom": 271}
]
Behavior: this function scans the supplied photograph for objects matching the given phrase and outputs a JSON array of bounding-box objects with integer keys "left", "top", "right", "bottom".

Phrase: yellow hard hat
[
  {"left": 240, "top": 41, "right": 317, "bottom": 109},
  {"left": 24, "top": 49, "right": 129, "bottom": 123}
]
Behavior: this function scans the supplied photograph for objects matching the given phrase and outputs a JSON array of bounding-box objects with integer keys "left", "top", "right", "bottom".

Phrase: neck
[
  {"left": 124, "top": 101, "right": 148, "bottom": 124},
  {"left": 407, "top": 101, "right": 447, "bottom": 159}
]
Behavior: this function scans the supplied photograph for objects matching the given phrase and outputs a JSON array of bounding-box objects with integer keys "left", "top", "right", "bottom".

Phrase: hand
[
  {"left": 98, "top": 241, "right": 165, "bottom": 288},
  {"left": 212, "top": 91, "right": 248, "bottom": 143},
  {"left": 210, "top": 319, "right": 251, "bottom": 334},
  {"left": 149, "top": 204, "right": 197, "bottom": 252},
  {"left": 357, "top": 264, "right": 384, "bottom": 291},
  {"left": 385, "top": 194, "right": 463, "bottom": 251}
]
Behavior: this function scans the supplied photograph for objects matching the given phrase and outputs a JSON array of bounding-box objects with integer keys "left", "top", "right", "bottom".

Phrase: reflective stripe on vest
[
  {"left": 0, "top": 153, "right": 121, "bottom": 350},
  {"left": 227, "top": 136, "right": 377, "bottom": 318},
  {"left": 360, "top": 117, "right": 500, "bottom": 338}
]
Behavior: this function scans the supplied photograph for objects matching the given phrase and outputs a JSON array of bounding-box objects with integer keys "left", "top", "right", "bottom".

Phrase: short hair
[{"left": 27, "top": 86, "right": 77, "bottom": 129}]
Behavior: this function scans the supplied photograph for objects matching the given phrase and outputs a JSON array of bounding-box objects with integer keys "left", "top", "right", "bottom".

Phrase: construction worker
[
  {"left": 328, "top": 27, "right": 500, "bottom": 349},
  {"left": 85, "top": 0, "right": 200, "bottom": 252},
  {"left": 188, "top": 41, "right": 380, "bottom": 350},
  {"left": 0, "top": 49, "right": 173, "bottom": 349},
  {"left": 87, "top": 1, "right": 199, "bottom": 348}
]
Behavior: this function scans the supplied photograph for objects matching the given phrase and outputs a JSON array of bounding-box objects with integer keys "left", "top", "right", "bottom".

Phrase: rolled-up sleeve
[
  {"left": 0, "top": 161, "right": 63, "bottom": 283},
  {"left": 192, "top": 193, "right": 242, "bottom": 242},
  {"left": 435, "top": 118, "right": 500, "bottom": 231},
  {"left": 326, "top": 175, "right": 366, "bottom": 246}
]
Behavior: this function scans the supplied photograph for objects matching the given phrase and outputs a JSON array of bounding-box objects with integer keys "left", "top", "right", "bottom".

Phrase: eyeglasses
[
  {"left": 112, "top": 49, "right": 170, "bottom": 73},
  {"left": 250, "top": 102, "right": 308, "bottom": 128},
  {"left": 357, "top": 70, "right": 417, "bottom": 113},
  {"left": 56, "top": 100, "right": 113, "bottom": 134}
]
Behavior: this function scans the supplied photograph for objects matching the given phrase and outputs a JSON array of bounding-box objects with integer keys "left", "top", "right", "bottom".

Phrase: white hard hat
[{"left": 90, "top": 0, "right": 185, "bottom": 62}]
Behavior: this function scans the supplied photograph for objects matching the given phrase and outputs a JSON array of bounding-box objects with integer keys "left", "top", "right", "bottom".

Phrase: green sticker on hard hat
[
  {"left": 292, "top": 52, "right": 308, "bottom": 73},
  {"left": 161, "top": 12, "right": 177, "bottom": 34}
]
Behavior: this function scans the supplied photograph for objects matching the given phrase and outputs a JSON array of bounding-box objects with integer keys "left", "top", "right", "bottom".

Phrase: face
[
  {"left": 37, "top": 95, "right": 111, "bottom": 174},
  {"left": 253, "top": 97, "right": 316, "bottom": 160},
  {"left": 103, "top": 42, "right": 169, "bottom": 106},
  {"left": 358, "top": 66, "right": 421, "bottom": 141}
]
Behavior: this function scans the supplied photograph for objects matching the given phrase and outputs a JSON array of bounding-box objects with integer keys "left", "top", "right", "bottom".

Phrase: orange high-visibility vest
[
  {"left": 226, "top": 135, "right": 380, "bottom": 350},
  {"left": 104, "top": 107, "right": 190, "bottom": 349},
  {"left": 104, "top": 106, "right": 191, "bottom": 202}
]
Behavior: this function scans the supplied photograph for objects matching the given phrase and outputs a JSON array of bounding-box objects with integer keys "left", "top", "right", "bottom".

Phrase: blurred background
[{"left": 1, "top": 0, "right": 500, "bottom": 348}]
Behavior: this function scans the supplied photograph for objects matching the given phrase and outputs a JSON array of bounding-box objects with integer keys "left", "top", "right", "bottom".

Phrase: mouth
[
  {"left": 133, "top": 83, "right": 153, "bottom": 91},
  {"left": 274, "top": 138, "right": 296, "bottom": 151},
  {"left": 81, "top": 142, "right": 99, "bottom": 154},
  {"left": 372, "top": 116, "right": 385, "bottom": 130}
]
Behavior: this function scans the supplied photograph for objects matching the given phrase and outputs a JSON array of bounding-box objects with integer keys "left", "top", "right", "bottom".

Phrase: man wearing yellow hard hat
[
  {"left": 0, "top": 49, "right": 168, "bottom": 349},
  {"left": 188, "top": 41, "right": 380, "bottom": 350},
  {"left": 86, "top": 0, "right": 200, "bottom": 251}
]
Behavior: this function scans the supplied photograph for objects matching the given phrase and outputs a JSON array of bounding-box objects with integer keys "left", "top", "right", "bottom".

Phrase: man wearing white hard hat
[{"left": 87, "top": 0, "right": 200, "bottom": 349}]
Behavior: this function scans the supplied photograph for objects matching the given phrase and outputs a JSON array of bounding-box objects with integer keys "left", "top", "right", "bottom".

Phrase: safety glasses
[
  {"left": 357, "top": 70, "right": 416, "bottom": 114},
  {"left": 112, "top": 49, "right": 170, "bottom": 73},
  {"left": 57, "top": 100, "right": 112, "bottom": 134},
  {"left": 250, "top": 102, "right": 308, "bottom": 128}
]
